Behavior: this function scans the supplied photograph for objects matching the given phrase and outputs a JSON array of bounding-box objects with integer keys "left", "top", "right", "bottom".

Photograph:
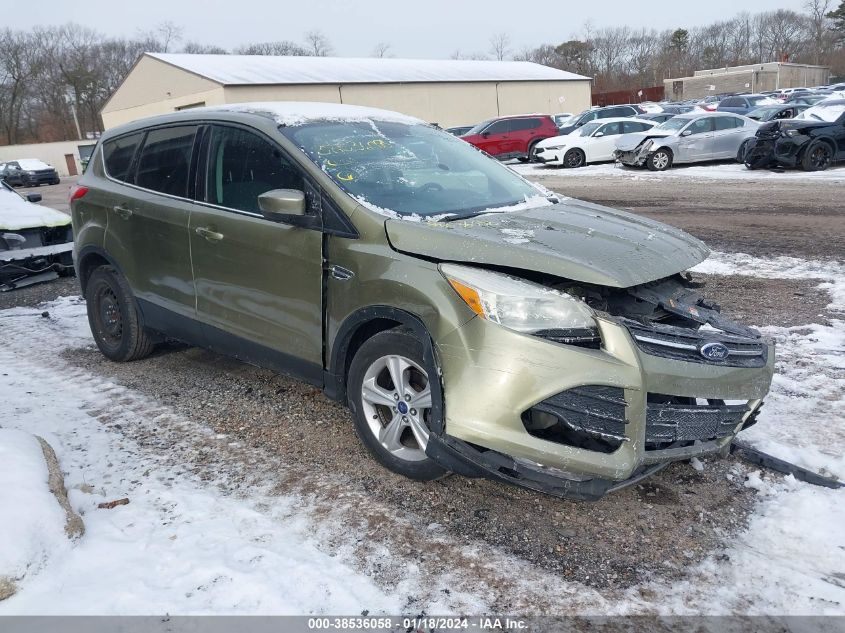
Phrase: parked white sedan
[{"left": 533, "top": 118, "right": 658, "bottom": 168}]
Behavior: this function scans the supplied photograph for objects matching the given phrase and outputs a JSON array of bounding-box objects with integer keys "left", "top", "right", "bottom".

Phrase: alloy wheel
[
  {"left": 359, "top": 354, "right": 432, "bottom": 462},
  {"left": 809, "top": 145, "right": 832, "bottom": 170},
  {"left": 652, "top": 152, "right": 670, "bottom": 170}
]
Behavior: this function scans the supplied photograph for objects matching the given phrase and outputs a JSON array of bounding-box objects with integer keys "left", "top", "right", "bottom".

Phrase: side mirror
[
  {"left": 481, "top": 132, "right": 490, "bottom": 138},
  {"left": 258, "top": 189, "right": 306, "bottom": 222},
  {"left": 593, "top": 132, "right": 604, "bottom": 137},
  {"left": 681, "top": 129, "right": 693, "bottom": 137},
  {"left": 26, "top": 193, "right": 42, "bottom": 203}
]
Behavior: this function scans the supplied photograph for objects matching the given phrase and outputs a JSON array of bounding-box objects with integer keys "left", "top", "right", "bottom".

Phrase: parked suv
[
  {"left": 72, "top": 103, "right": 773, "bottom": 501},
  {"left": 0, "top": 159, "right": 60, "bottom": 187},
  {"left": 459, "top": 114, "right": 559, "bottom": 161}
]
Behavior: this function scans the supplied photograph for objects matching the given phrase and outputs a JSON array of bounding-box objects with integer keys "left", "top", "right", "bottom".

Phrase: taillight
[{"left": 69, "top": 185, "right": 88, "bottom": 204}]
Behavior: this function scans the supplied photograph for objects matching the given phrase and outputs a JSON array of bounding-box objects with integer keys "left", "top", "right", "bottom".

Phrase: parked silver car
[{"left": 614, "top": 113, "right": 760, "bottom": 171}]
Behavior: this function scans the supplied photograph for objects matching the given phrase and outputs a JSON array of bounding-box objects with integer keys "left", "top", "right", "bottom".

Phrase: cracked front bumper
[{"left": 434, "top": 315, "right": 773, "bottom": 492}]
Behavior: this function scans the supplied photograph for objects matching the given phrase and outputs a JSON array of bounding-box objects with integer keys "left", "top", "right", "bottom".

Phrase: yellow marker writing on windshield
[{"left": 338, "top": 172, "right": 355, "bottom": 181}]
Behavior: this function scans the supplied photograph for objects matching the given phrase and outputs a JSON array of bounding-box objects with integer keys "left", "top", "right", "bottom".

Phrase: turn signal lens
[{"left": 446, "top": 278, "right": 484, "bottom": 317}]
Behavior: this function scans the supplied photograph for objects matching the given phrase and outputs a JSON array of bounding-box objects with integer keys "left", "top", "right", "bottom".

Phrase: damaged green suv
[{"left": 71, "top": 103, "right": 774, "bottom": 500}]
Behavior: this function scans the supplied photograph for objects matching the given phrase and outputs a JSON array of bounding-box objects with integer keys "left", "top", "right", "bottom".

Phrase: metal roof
[{"left": 148, "top": 53, "right": 590, "bottom": 86}]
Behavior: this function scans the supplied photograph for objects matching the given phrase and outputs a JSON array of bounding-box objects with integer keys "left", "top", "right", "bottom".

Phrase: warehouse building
[
  {"left": 665, "top": 62, "right": 830, "bottom": 101},
  {"left": 101, "top": 53, "right": 592, "bottom": 129}
]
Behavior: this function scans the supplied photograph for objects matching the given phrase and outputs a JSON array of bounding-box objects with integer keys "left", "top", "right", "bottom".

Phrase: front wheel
[
  {"left": 736, "top": 140, "right": 751, "bottom": 163},
  {"left": 647, "top": 148, "right": 673, "bottom": 171},
  {"left": 802, "top": 141, "right": 833, "bottom": 171},
  {"left": 563, "top": 148, "right": 585, "bottom": 168},
  {"left": 347, "top": 329, "right": 447, "bottom": 481}
]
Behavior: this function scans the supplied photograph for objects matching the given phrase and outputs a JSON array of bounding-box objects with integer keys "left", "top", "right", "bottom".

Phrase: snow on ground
[
  {"left": 0, "top": 268, "right": 843, "bottom": 614},
  {"left": 0, "top": 299, "right": 407, "bottom": 615},
  {"left": 511, "top": 160, "right": 845, "bottom": 183},
  {"left": 0, "top": 429, "right": 69, "bottom": 590},
  {"left": 696, "top": 251, "right": 845, "bottom": 480}
]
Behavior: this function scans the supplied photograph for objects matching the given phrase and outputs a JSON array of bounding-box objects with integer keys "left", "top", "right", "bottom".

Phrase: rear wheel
[
  {"left": 347, "top": 329, "right": 447, "bottom": 481},
  {"left": 647, "top": 148, "right": 673, "bottom": 171},
  {"left": 801, "top": 141, "right": 833, "bottom": 171},
  {"left": 85, "top": 265, "right": 156, "bottom": 362},
  {"left": 563, "top": 148, "right": 585, "bottom": 168}
]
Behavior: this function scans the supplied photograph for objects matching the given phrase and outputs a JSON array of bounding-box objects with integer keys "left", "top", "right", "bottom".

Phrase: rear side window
[
  {"left": 623, "top": 121, "right": 651, "bottom": 133},
  {"left": 714, "top": 116, "right": 742, "bottom": 130},
  {"left": 103, "top": 132, "right": 143, "bottom": 183},
  {"left": 510, "top": 118, "right": 542, "bottom": 131},
  {"left": 135, "top": 126, "right": 197, "bottom": 197},
  {"left": 205, "top": 125, "right": 304, "bottom": 214}
]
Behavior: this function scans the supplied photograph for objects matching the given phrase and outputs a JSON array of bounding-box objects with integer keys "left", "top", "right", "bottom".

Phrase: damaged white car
[{"left": 0, "top": 179, "right": 74, "bottom": 290}]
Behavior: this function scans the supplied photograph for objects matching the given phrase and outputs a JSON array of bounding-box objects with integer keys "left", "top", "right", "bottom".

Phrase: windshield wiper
[{"left": 439, "top": 196, "right": 559, "bottom": 223}]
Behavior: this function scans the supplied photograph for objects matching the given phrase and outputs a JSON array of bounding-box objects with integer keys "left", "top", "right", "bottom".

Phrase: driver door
[
  {"left": 189, "top": 124, "right": 324, "bottom": 379},
  {"left": 678, "top": 118, "right": 715, "bottom": 161}
]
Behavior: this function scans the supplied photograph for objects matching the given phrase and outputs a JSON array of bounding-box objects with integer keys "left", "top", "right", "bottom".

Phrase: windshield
[
  {"left": 655, "top": 117, "right": 691, "bottom": 132},
  {"left": 464, "top": 119, "right": 495, "bottom": 136},
  {"left": 798, "top": 103, "right": 845, "bottom": 122},
  {"left": 747, "top": 107, "right": 780, "bottom": 119},
  {"left": 578, "top": 122, "right": 602, "bottom": 136},
  {"left": 282, "top": 120, "right": 546, "bottom": 218}
]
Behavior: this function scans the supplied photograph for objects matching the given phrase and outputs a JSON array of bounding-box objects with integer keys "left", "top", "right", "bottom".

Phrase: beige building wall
[
  {"left": 102, "top": 56, "right": 227, "bottom": 129},
  {"left": 226, "top": 80, "right": 591, "bottom": 127},
  {"left": 667, "top": 63, "right": 831, "bottom": 100},
  {"left": 0, "top": 140, "right": 96, "bottom": 177}
]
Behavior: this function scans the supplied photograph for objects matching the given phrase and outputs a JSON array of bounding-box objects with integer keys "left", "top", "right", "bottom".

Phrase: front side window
[
  {"left": 484, "top": 120, "right": 511, "bottom": 135},
  {"left": 685, "top": 118, "right": 713, "bottom": 135},
  {"left": 135, "top": 126, "right": 197, "bottom": 196},
  {"left": 282, "top": 120, "right": 545, "bottom": 219},
  {"left": 103, "top": 132, "right": 143, "bottom": 183},
  {"left": 596, "top": 122, "right": 623, "bottom": 136},
  {"left": 205, "top": 126, "right": 303, "bottom": 214}
]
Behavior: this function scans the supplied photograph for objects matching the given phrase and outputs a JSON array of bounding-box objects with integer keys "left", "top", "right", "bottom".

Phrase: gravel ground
[
  {"left": 3, "top": 171, "right": 836, "bottom": 598},
  {"left": 528, "top": 171, "right": 844, "bottom": 260}
]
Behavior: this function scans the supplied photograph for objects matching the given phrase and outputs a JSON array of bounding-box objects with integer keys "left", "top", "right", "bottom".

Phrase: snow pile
[
  {"left": 215, "top": 102, "right": 423, "bottom": 127},
  {"left": 0, "top": 429, "right": 69, "bottom": 594}
]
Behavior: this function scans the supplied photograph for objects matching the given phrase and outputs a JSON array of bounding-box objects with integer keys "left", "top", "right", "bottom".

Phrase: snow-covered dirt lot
[{"left": 0, "top": 175, "right": 843, "bottom": 617}]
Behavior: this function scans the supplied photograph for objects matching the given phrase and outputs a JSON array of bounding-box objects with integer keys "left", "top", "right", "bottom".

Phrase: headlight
[
  {"left": 25, "top": 170, "right": 36, "bottom": 175},
  {"left": 545, "top": 144, "right": 565, "bottom": 151},
  {"left": 782, "top": 129, "right": 800, "bottom": 137},
  {"left": 440, "top": 263, "right": 600, "bottom": 345}
]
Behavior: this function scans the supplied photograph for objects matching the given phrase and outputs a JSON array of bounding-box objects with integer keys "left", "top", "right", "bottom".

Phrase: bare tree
[
  {"left": 489, "top": 32, "right": 511, "bottom": 61},
  {"left": 182, "top": 42, "right": 228, "bottom": 54},
  {"left": 235, "top": 41, "right": 309, "bottom": 56},
  {"left": 372, "top": 42, "right": 392, "bottom": 58},
  {"left": 304, "top": 30, "right": 333, "bottom": 56},
  {"left": 805, "top": 0, "right": 833, "bottom": 64}
]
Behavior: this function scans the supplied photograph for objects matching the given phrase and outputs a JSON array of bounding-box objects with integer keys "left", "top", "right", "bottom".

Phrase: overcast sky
[{"left": 11, "top": 0, "right": 810, "bottom": 58}]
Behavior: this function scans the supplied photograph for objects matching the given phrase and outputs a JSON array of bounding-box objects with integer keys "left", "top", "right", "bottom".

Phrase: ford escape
[{"left": 71, "top": 103, "right": 774, "bottom": 500}]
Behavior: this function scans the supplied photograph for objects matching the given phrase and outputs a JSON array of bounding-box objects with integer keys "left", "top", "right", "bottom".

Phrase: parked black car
[
  {"left": 0, "top": 163, "right": 25, "bottom": 187},
  {"left": 745, "top": 104, "right": 809, "bottom": 122},
  {"left": 743, "top": 100, "right": 845, "bottom": 171},
  {"left": 0, "top": 159, "right": 60, "bottom": 187},
  {"left": 636, "top": 112, "right": 677, "bottom": 124}
]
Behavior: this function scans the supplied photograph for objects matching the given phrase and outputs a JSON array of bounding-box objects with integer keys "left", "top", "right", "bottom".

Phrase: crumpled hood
[
  {"left": 615, "top": 131, "right": 672, "bottom": 152},
  {"left": 0, "top": 188, "right": 70, "bottom": 231},
  {"left": 385, "top": 199, "right": 710, "bottom": 288}
]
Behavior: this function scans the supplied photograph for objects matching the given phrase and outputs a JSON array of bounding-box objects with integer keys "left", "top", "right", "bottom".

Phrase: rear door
[
  {"left": 711, "top": 116, "right": 746, "bottom": 158},
  {"left": 101, "top": 125, "right": 199, "bottom": 332},
  {"left": 188, "top": 123, "right": 324, "bottom": 378},
  {"left": 509, "top": 118, "right": 540, "bottom": 155}
]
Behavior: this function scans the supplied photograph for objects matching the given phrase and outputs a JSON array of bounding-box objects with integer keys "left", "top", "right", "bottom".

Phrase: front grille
[
  {"left": 522, "top": 385, "right": 627, "bottom": 454},
  {"left": 645, "top": 395, "right": 748, "bottom": 448},
  {"left": 41, "top": 226, "right": 71, "bottom": 246},
  {"left": 624, "top": 320, "right": 767, "bottom": 368}
]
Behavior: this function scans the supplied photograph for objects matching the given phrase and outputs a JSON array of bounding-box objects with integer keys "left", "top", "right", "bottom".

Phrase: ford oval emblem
[{"left": 699, "top": 342, "right": 730, "bottom": 361}]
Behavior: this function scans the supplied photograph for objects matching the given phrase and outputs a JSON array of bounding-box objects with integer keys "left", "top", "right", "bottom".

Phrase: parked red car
[{"left": 460, "top": 114, "right": 559, "bottom": 161}]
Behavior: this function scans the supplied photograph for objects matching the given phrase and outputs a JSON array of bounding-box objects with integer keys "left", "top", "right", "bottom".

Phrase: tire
[
  {"left": 647, "top": 148, "right": 673, "bottom": 171},
  {"left": 526, "top": 140, "right": 540, "bottom": 163},
  {"left": 801, "top": 141, "right": 833, "bottom": 172},
  {"left": 347, "top": 329, "right": 447, "bottom": 481},
  {"left": 84, "top": 265, "right": 156, "bottom": 362},
  {"left": 736, "top": 140, "right": 751, "bottom": 163},
  {"left": 563, "top": 148, "right": 585, "bottom": 168}
]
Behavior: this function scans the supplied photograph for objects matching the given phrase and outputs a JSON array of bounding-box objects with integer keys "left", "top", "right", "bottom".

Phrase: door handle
[
  {"left": 113, "top": 204, "right": 133, "bottom": 219},
  {"left": 195, "top": 226, "right": 224, "bottom": 242}
]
